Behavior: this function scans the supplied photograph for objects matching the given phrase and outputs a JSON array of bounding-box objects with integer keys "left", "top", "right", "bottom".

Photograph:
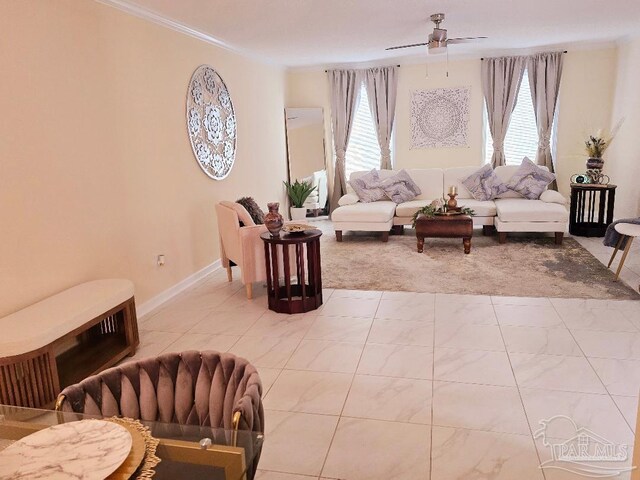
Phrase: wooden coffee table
[{"left": 415, "top": 214, "right": 473, "bottom": 254}]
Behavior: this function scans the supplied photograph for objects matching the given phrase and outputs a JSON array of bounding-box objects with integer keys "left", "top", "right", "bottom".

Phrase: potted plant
[
  {"left": 283, "top": 179, "right": 316, "bottom": 220},
  {"left": 584, "top": 120, "right": 623, "bottom": 172}
]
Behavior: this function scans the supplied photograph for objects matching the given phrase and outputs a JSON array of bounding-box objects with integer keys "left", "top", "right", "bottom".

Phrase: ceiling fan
[{"left": 386, "top": 13, "right": 487, "bottom": 54}]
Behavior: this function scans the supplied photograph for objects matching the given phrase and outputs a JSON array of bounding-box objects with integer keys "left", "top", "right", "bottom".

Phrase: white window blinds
[{"left": 345, "top": 84, "right": 383, "bottom": 178}]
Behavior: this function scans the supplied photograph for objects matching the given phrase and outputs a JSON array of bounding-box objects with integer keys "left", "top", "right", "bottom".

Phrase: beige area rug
[{"left": 312, "top": 221, "right": 640, "bottom": 300}]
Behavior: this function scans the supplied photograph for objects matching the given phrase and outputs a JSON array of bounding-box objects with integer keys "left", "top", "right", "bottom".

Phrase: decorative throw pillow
[
  {"left": 236, "top": 197, "right": 265, "bottom": 225},
  {"left": 539, "top": 190, "right": 567, "bottom": 205},
  {"left": 461, "top": 164, "right": 509, "bottom": 201},
  {"left": 338, "top": 193, "right": 360, "bottom": 206},
  {"left": 348, "top": 169, "right": 387, "bottom": 203},
  {"left": 380, "top": 170, "right": 422, "bottom": 204},
  {"left": 505, "top": 157, "right": 556, "bottom": 200}
]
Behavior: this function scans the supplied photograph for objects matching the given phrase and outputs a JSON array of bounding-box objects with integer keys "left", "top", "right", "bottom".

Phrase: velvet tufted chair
[{"left": 55, "top": 351, "right": 264, "bottom": 478}]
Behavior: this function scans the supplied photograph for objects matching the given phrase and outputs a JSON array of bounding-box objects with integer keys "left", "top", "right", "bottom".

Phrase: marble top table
[{"left": 0, "top": 404, "right": 263, "bottom": 480}]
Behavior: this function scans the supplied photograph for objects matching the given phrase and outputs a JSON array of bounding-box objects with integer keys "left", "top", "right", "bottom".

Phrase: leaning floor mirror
[{"left": 284, "top": 108, "right": 328, "bottom": 218}]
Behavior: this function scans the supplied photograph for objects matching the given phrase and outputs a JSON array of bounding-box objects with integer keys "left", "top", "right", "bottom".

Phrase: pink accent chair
[
  {"left": 215, "top": 201, "right": 269, "bottom": 299},
  {"left": 56, "top": 351, "right": 264, "bottom": 478}
]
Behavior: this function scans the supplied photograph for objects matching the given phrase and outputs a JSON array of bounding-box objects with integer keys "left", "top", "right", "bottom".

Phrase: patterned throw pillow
[
  {"left": 380, "top": 170, "right": 423, "bottom": 204},
  {"left": 349, "top": 169, "right": 387, "bottom": 203},
  {"left": 461, "top": 164, "right": 509, "bottom": 201},
  {"left": 505, "top": 157, "right": 556, "bottom": 199},
  {"left": 236, "top": 197, "right": 265, "bottom": 225}
]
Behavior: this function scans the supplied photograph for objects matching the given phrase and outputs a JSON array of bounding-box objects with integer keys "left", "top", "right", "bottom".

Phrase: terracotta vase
[
  {"left": 264, "top": 202, "right": 284, "bottom": 237},
  {"left": 447, "top": 193, "right": 458, "bottom": 210}
]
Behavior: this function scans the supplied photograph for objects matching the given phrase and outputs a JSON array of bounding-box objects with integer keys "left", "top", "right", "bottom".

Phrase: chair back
[
  {"left": 216, "top": 202, "right": 247, "bottom": 265},
  {"left": 57, "top": 351, "right": 263, "bottom": 433}
]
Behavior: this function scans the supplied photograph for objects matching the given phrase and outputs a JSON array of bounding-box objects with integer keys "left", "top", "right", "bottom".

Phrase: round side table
[
  {"left": 569, "top": 183, "right": 617, "bottom": 237},
  {"left": 260, "top": 230, "right": 323, "bottom": 314}
]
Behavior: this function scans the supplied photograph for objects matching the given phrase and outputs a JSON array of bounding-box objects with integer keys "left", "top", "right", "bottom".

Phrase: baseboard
[{"left": 137, "top": 259, "right": 222, "bottom": 319}]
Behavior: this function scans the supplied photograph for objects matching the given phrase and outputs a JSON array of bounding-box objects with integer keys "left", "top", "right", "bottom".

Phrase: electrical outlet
[{"left": 157, "top": 254, "right": 165, "bottom": 266}]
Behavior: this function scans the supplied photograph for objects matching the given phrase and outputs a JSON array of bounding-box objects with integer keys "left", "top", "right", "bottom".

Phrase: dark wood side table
[
  {"left": 569, "top": 184, "right": 617, "bottom": 237},
  {"left": 415, "top": 214, "right": 473, "bottom": 254},
  {"left": 260, "top": 230, "right": 323, "bottom": 314}
]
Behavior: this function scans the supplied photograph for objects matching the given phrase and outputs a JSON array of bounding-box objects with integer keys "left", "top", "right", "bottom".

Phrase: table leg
[
  {"left": 463, "top": 237, "right": 471, "bottom": 254},
  {"left": 417, "top": 236, "right": 424, "bottom": 253}
]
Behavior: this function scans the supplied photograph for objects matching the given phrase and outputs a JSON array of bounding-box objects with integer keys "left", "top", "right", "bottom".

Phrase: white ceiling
[{"left": 119, "top": 0, "right": 640, "bottom": 67}]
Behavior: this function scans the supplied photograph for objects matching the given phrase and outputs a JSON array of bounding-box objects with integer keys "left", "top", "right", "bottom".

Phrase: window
[
  {"left": 484, "top": 68, "right": 557, "bottom": 165},
  {"left": 345, "top": 84, "right": 383, "bottom": 178}
]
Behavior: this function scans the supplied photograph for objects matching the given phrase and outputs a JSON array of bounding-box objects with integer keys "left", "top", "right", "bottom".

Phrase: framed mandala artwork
[
  {"left": 186, "top": 65, "right": 236, "bottom": 180},
  {"left": 410, "top": 87, "right": 470, "bottom": 149}
]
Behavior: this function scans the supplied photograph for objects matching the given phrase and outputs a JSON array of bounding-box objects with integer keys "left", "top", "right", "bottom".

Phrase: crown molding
[{"left": 94, "top": 0, "right": 279, "bottom": 65}]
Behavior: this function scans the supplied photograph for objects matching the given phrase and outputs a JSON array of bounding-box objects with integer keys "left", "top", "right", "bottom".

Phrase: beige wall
[
  {"left": 0, "top": 0, "right": 288, "bottom": 316},
  {"left": 394, "top": 61, "right": 484, "bottom": 169},
  {"left": 555, "top": 48, "right": 617, "bottom": 198},
  {"left": 607, "top": 37, "right": 640, "bottom": 218},
  {"left": 285, "top": 47, "right": 618, "bottom": 199}
]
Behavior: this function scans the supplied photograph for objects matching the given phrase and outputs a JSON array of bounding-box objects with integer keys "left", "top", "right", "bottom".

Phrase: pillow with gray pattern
[
  {"left": 461, "top": 164, "right": 509, "bottom": 201},
  {"left": 349, "top": 169, "right": 387, "bottom": 203},
  {"left": 380, "top": 170, "right": 422, "bottom": 204},
  {"left": 505, "top": 157, "right": 556, "bottom": 199}
]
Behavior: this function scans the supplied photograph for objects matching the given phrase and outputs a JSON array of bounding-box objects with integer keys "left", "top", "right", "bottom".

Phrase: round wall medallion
[{"left": 186, "top": 65, "right": 236, "bottom": 180}]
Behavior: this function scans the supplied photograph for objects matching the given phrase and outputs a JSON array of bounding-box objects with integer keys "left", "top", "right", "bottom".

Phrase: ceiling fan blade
[
  {"left": 385, "top": 42, "right": 429, "bottom": 51},
  {"left": 447, "top": 36, "right": 488, "bottom": 44}
]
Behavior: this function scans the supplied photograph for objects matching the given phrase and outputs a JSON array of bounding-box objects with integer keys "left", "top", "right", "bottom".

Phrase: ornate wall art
[
  {"left": 186, "top": 65, "right": 236, "bottom": 180},
  {"left": 410, "top": 87, "right": 470, "bottom": 149}
]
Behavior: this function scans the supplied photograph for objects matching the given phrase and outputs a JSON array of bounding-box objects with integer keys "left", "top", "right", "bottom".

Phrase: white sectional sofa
[{"left": 332, "top": 166, "right": 569, "bottom": 244}]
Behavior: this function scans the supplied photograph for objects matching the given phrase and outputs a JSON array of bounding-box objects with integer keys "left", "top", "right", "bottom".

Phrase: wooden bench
[{"left": 0, "top": 279, "right": 139, "bottom": 408}]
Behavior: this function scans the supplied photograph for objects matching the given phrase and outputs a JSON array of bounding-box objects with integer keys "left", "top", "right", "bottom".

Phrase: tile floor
[{"left": 132, "top": 233, "right": 640, "bottom": 480}]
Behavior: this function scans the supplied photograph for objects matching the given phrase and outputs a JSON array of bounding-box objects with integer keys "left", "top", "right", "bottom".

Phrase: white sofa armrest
[
  {"left": 539, "top": 190, "right": 567, "bottom": 205},
  {"left": 338, "top": 193, "right": 360, "bottom": 206}
]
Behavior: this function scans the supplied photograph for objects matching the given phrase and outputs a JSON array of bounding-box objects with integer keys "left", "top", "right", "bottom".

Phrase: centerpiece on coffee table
[{"left": 412, "top": 198, "right": 475, "bottom": 254}]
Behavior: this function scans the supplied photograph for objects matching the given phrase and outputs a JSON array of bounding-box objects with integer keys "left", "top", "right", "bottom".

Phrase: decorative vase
[
  {"left": 290, "top": 207, "right": 307, "bottom": 221},
  {"left": 586, "top": 157, "right": 605, "bottom": 171},
  {"left": 264, "top": 202, "right": 284, "bottom": 237}
]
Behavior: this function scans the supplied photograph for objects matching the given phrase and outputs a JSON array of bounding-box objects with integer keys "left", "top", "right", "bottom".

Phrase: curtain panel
[
  {"left": 528, "top": 51, "right": 564, "bottom": 190},
  {"left": 481, "top": 56, "right": 527, "bottom": 167},
  {"left": 363, "top": 66, "right": 399, "bottom": 170},
  {"left": 328, "top": 69, "right": 360, "bottom": 214}
]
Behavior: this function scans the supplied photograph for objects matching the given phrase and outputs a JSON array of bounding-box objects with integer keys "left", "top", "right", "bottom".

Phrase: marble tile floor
[{"left": 134, "top": 259, "right": 640, "bottom": 480}]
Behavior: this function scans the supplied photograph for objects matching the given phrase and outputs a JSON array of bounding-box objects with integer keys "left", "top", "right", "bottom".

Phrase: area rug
[{"left": 313, "top": 221, "right": 639, "bottom": 300}]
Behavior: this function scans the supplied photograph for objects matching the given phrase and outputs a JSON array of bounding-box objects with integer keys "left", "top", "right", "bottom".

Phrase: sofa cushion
[
  {"left": 332, "top": 201, "right": 397, "bottom": 223},
  {"left": 504, "top": 157, "right": 556, "bottom": 199},
  {"left": 461, "top": 164, "right": 509, "bottom": 201},
  {"left": 395, "top": 199, "right": 433, "bottom": 218},
  {"left": 349, "top": 169, "right": 388, "bottom": 203},
  {"left": 404, "top": 169, "right": 444, "bottom": 200},
  {"left": 457, "top": 199, "right": 498, "bottom": 217},
  {"left": 380, "top": 170, "right": 422, "bottom": 204},
  {"left": 495, "top": 198, "right": 569, "bottom": 223}
]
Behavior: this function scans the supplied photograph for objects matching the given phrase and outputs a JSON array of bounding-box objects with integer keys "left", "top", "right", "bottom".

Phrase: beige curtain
[
  {"left": 482, "top": 56, "right": 526, "bottom": 167},
  {"left": 328, "top": 69, "right": 359, "bottom": 214},
  {"left": 363, "top": 66, "right": 398, "bottom": 170},
  {"left": 528, "top": 51, "right": 564, "bottom": 190}
]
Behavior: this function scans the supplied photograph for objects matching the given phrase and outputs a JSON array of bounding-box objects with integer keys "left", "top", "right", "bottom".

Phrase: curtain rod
[
  {"left": 481, "top": 50, "right": 567, "bottom": 60},
  {"left": 324, "top": 65, "right": 401, "bottom": 73}
]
